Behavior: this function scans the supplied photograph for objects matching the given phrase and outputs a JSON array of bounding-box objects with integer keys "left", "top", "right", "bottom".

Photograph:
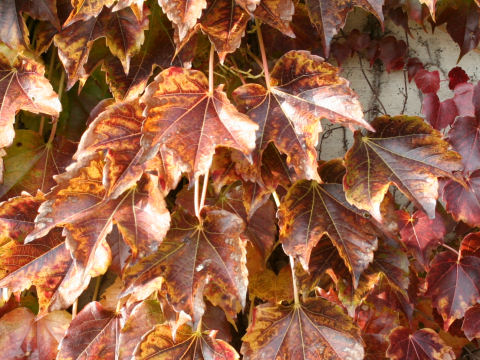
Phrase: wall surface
[{"left": 319, "top": 9, "right": 480, "bottom": 160}]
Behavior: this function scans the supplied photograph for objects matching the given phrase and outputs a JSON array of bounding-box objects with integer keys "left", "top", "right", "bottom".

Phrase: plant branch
[
  {"left": 358, "top": 56, "right": 387, "bottom": 115},
  {"left": 255, "top": 19, "right": 271, "bottom": 89}
]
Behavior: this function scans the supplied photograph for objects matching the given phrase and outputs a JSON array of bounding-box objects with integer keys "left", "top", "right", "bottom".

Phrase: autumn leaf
[
  {"left": 0, "top": 130, "right": 76, "bottom": 199},
  {"left": 233, "top": 50, "right": 371, "bottom": 181},
  {"left": 447, "top": 115, "right": 480, "bottom": 173},
  {"left": 26, "top": 154, "right": 170, "bottom": 274},
  {"left": 387, "top": 327, "right": 455, "bottom": 360},
  {"left": 64, "top": 0, "right": 116, "bottom": 26},
  {"left": 344, "top": 115, "right": 463, "bottom": 220},
  {"left": 397, "top": 209, "right": 447, "bottom": 269},
  {"left": 249, "top": 265, "right": 293, "bottom": 304},
  {"left": 0, "top": 307, "right": 71, "bottom": 360},
  {"left": 278, "top": 180, "right": 378, "bottom": 286},
  {"left": 122, "top": 207, "right": 247, "bottom": 323},
  {"left": 240, "top": 0, "right": 295, "bottom": 38},
  {"left": 0, "top": 54, "right": 61, "bottom": 150},
  {"left": 426, "top": 231, "right": 480, "bottom": 330},
  {"left": 462, "top": 304, "right": 480, "bottom": 341},
  {"left": 158, "top": 0, "right": 207, "bottom": 41},
  {"left": 135, "top": 323, "right": 239, "bottom": 359},
  {"left": 241, "top": 298, "right": 364, "bottom": 359},
  {"left": 57, "top": 301, "right": 119, "bottom": 360},
  {"left": 305, "top": 0, "right": 384, "bottom": 56},
  {"left": 442, "top": 170, "right": 480, "bottom": 227},
  {"left": 140, "top": 67, "right": 258, "bottom": 182},
  {"left": 0, "top": 193, "right": 91, "bottom": 312}
]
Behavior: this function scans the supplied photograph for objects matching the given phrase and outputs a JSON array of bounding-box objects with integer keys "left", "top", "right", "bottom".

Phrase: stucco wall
[{"left": 319, "top": 9, "right": 480, "bottom": 160}]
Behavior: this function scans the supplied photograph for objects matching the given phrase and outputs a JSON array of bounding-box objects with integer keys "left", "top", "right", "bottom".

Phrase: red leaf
[
  {"left": 462, "top": 304, "right": 480, "bottom": 341},
  {"left": 447, "top": 115, "right": 480, "bottom": 173},
  {"left": 448, "top": 67, "right": 470, "bottom": 90},
  {"left": 378, "top": 36, "right": 407, "bottom": 72},
  {"left": 414, "top": 69, "right": 440, "bottom": 94}
]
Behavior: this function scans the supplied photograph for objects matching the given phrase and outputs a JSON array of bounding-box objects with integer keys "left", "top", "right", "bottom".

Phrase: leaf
[
  {"left": 57, "top": 301, "right": 119, "bottom": 360},
  {"left": 278, "top": 180, "right": 378, "bottom": 286},
  {"left": 140, "top": 67, "right": 258, "bottom": 182},
  {"left": 447, "top": 115, "right": 480, "bottom": 173},
  {"left": 249, "top": 265, "right": 293, "bottom": 303},
  {"left": 397, "top": 209, "right": 447, "bottom": 269},
  {"left": 448, "top": 67, "right": 469, "bottom": 90},
  {"left": 65, "top": 0, "right": 116, "bottom": 26},
  {"left": 344, "top": 115, "right": 463, "bottom": 220},
  {"left": 103, "top": 5, "right": 183, "bottom": 101},
  {"left": 158, "top": 0, "right": 207, "bottom": 41},
  {"left": 426, "top": 231, "right": 480, "bottom": 330},
  {"left": 414, "top": 69, "right": 440, "bottom": 94},
  {"left": 135, "top": 323, "right": 239, "bottom": 359},
  {"left": 26, "top": 154, "right": 170, "bottom": 273},
  {"left": 387, "top": 327, "right": 455, "bottom": 360},
  {"left": 0, "top": 307, "right": 71, "bottom": 360},
  {"left": 0, "top": 130, "right": 76, "bottom": 199},
  {"left": 0, "top": 55, "right": 61, "bottom": 149},
  {"left": 242, "top": 0, "right": 295, "bottom": 38},
  {"left": 122, "top": 207, "right": 248, "bottom": 322},
  {"left": 233, "top": 50, "right": 371, "bottom": 181},
  {"left": 305, "top": 0, "right": 384, "bottom": 56},
  {"left": 0, "top": 193, "right": 91, "bottom": 312},
  {"left": 241, "top": 298, "right": 364, "bottom": 359},
  {"left": 462, "top": 304, "right": 480, "bottom": 341},
  {"left": 442, "top": 170, "right": 480, "bottom": 227}
]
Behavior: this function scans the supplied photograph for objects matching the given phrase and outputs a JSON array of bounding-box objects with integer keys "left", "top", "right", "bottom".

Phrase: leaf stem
[
  {"left": 194, "top": 177, "right": 200, "bottom": 219},
  {"left": 255, "top": 19, "right": 271, "bottom": 89},
  {"left": 209, "top": 44, "right": 214, "bottom": 94},
  {"left": 47, "top": 69, "right": 65, "bottom": 145},
  {"left": 92, "top": 276, "right": 102, "bottom": 302},
  {"left": 289, "top": 256, "right": 300, "bottom": 305},
  {"left": 199, "top": 170, "right": 209, "bottom": 212},
  {"left": 272, "top": 190, "right": 280, "bottom": 207},
  {"left": 39, "top": 49, "right": 57, "bottom": 137},
  {"left": 72, "top": 299, "right": 78, "bottom": 318},
  {"left": 442, "top": 243, "right": 460, "bottom": 257}
]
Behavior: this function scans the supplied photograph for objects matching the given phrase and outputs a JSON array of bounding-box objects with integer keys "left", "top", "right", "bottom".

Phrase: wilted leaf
[
  {"left": 0, "top": 307, "right": 71, "bottom": 360},
  {"left": 241, "top": 298, "right": 364, "bottom": 359},
  {"left": 387, "top": 327, "right": 455, "bottom": 360},
  {"left": 305, "top": 0, "right": 384, "bottom": 56},
  {"left": 122, "top": 207, "right": 248, "bottom": 322},
  {"left": 233, "top": 50, "right": 371, "bottom": 181},
  {"left": 135, "top": 323, "right": 239, "bottom": 359},
  {"left": 426, "top": 231, "right": 480, "bottom": 330},
  {"left": 344, "top": 115, "right": 462, "bottom": 220},
  {"left": 0, "top": 55, "right": 61, "bottom": 149},
  {"left": 278, "top": 180, "right": 378, "bottom": 286},
  {"left": 397, "top": 209, "right": 447, "bottom": 269},
  {"left": 140, "top": 67, "right": 258, "bottom": 182}
]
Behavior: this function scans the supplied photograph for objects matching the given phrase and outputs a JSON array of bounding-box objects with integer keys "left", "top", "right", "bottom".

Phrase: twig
[{"left": 358, "top": 56, "right": 387, "bottom": 115}]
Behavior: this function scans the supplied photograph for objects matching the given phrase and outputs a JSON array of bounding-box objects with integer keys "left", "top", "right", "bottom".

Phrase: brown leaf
[
  {"left": 240, "top": 0, "right": 295, "bottom": 37},
  {"left": 0, "top": 194, "right": 91, "bottom": 312},
  {"left": 159, "top": 0, "right": 207, "bottom": 41},
  {"left": 0, "top": 307, "right": 71, "bottom": 360},
  {"left": 241, "top": 298, "right": 364, "bottom": 359},
  {"left": 135, "top": 323, "right": 239, "bottom": 359},
  {"left": 233, "top": 50, "right": 370, "bottom": 181},
  {"left": 387, "top": 327, "right": 455, "bottom": 360},
  {"left": 249, "top": 265, "right": 293, "bottom": 303},
  {"left": 278, "top": 180, "right": 378, "bottom": 286},
  {"left": 462, "top": 304, "right": 480, "bottom": 341},
  {"left": 65, "top": 0, "right": 115, "bottom": 26},
  {"left": 0, "top": 55, "right": 61, "bottom": 149},
  {"left": 305, "top": 0, "right": 384, "bottom": 56},
  {"left": 26, "top": 154, "right": 170, "bottom": 274},
  {"left": 140, "top": 67, "right": 258, "bottom": 182},
  {"left": 57, "top": 301, "right": 119, "bottom": 360},
  {"left": 122, "top": 207, "right": 248, "bottom": 323},
  {"left": 426, "top": 231, "right": 480, "bottom": 330},
  {"left": 344, "top": 115, "right": 462, "bottom": 220}
]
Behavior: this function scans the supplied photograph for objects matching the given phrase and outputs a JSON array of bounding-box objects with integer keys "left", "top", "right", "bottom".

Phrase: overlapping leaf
[
  {"left": 135, "top": 323, "right": 239, "bottom": 359},
  {"left": 387, "top": 327, "right": 455, "bottom": 360},
  {"left": 0, "top": 54, "right": 61, "bottom": 149},
  {"left": 0, "top": 307, "right": 71, "bottom": 360},
  {"left": 241, "top": 298, "right": 364, "bottom": 359},
  {"left": 305, "top": 0, "right": 384, "bottom": 56},
  {"left": 0, "top": 193, "right": 91, "bottom": 312},
  {"left": 426, "top": 231, "right": 480, "bottom": 330},
  {"left": 158, "top": 0, "right": 207, "bottom": 41},
  {"left": 278, "top": 180, "right": 378, "bottom": 286},
  {"left": 447, "top": 115, "right": 480, "bottom": 173},
  {"left": 140, "top": 67, "right": 258, "bottom": 182},
  {"left": 122, "top": 207, "right": 248, "bottom": 322},
  {"left": 26, "top": 154, "right": 170, "bottom": 274},
  {"left": 233, "top": 50, "right": 371, "bottom": 181},
  {"left": 344, "top": 115, "right": 463, "bottom": 220}
]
